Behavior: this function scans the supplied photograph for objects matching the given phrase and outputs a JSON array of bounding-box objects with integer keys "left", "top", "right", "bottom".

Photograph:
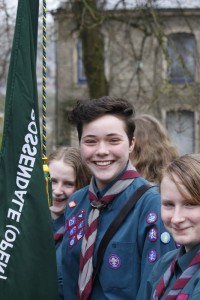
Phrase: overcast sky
[
  {"left": 5, "top": 0, "right": 200, "bottom": 23},
  {"left": 46, "top": 0, "right": 200, "bottom": 9},
  {"left": 4, "top": 0, "right": 60, "bottom": 23},
  {"left": 8, "top": 0, "right": 200, "bottom": 13}
]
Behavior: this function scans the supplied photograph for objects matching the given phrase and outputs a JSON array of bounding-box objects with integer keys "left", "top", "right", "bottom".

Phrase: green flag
[{"left": 0, "top": 0, "right": 59, "bottom": 299}]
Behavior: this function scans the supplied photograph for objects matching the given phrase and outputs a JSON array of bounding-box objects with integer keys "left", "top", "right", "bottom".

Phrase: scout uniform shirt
[
  {"left": 52, "top": 214, "right": 65, "bottom": 299},
  {"left": 144, "top": 244, "right": 200, "bottom": 300},
  {"left": 61, "top": 177, "right": 176, "bottom": 300}
]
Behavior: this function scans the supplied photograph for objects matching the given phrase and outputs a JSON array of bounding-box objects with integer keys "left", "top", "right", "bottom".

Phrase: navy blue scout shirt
[
  {"left": 144, "top": 244, "right": 200, "bottom": 300},
  {"left": 52, "top": 215, "right": 65, "bottom": 300},
  {"left": 61, "top": 177, "right": 176, "bottom": 300}
]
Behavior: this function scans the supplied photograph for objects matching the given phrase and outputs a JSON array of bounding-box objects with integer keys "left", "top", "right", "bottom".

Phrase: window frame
[{"left": 166, "top": 32, "right": 196, "bottom": 84}]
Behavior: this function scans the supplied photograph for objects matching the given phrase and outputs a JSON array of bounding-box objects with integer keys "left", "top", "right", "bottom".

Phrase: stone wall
[{"left": 52, "top": 7, "right": 200, "bottom": 153}]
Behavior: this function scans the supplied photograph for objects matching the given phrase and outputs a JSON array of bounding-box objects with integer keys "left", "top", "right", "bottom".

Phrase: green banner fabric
[{"left": 0, "top": 0, "right": 59, "bottom": 299}]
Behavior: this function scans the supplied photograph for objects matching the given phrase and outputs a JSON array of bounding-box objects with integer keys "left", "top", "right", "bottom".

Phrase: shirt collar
[{"left": 176, "top": 244, "right": 200, "bottom": 273}]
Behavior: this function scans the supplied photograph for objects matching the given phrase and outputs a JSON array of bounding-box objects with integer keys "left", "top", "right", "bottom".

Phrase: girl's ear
[{"left": 129, "top": 137, "right": 135, "bottom": 153}]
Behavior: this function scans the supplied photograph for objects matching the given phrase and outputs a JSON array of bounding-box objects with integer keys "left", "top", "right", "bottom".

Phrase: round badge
[
  {"left": 160, "top": 232, "right": 171, "bottom": 244},
  {"left": 108, "top": 254, "right": 121, "bottom": 269},
  {"left": 146, "top": 212, "right": 158, "bottom": 224},
  {"left": 148, "top": 227, "right": 158, "bottom": 242},
  {"left": 148, "top": 249, "right": 158, "bottom": 263},
  {"left": 69, "top": 236, "right": 77, "bottom": 248}
]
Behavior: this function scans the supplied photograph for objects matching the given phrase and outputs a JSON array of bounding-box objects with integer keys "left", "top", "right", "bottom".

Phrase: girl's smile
[{"left": 80, "top": 114, "right": 135, "bottom": 190}]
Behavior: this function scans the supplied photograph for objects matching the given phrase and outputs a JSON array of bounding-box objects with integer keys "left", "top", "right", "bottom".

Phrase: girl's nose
[
  {"left": 171, "top": 207, "right": 185, "bottom": 224},
  {"left": 53, "top": 183, "right": 63, "bottom": 196},
  {"left": 96, "top": 142, "right": 109, "bottom": 155}
]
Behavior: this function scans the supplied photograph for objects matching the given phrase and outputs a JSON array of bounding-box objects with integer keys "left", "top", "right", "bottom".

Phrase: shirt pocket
[{"left": 98, "top": 242, "right": 139, "bottom": 290}]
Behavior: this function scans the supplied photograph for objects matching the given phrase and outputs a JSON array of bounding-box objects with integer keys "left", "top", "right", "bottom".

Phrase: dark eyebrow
[
  {"left": 107, "top": 133, "right": 123, "bottom": 137},
  {"left": 64, "top": 180, "right": 75, "bottom": 185},
  {"left": 161, "top": 199, "right": 173, "bottom": 203},
  {"left": 82, "top": 133, "right": 123, "bottom": 139},
  {"left": 82, "top": 135, "right": 96, "bottom": 139}
]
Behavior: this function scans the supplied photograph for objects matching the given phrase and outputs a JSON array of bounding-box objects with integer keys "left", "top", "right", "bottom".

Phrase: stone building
[{"left": 51, "top": 0, "right": 200, "bottom": 154}]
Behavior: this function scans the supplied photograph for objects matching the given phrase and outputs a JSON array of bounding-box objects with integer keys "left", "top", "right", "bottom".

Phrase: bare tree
[
  {"left": 51, "top": 0, "right": 200, "bottom": 151},
  {"left": 0, "top": 1, "right": 15, "bottom": 86},
  {"left": 54, "top": 0, "right": 200, "bottom": 106},
  {"left": 70, "top": 0, "right": 109, "bottom": 97}
]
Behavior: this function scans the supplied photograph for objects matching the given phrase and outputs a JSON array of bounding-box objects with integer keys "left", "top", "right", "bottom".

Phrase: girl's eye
[
  {"left": 162, "top": 201, "right": 174, "bottom": 207},
  {"left": 110, "top": 138, "right": 120, "bottom": 143},
  {"left": 64, "top": 182, "right": 75, "bottom": 187},
  {"left": 184, "top": 202, "right": 197, "bottom": 207},
  {"left": 84, "top": 139, "right": 96, "bottom": 144}
]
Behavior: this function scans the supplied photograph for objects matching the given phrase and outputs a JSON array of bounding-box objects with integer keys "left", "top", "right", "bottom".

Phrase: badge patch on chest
[
  {"left": 108, "top": 254, "right": 121, "bottom": 269},
  {"left": 160, "top": 231, "right": 171, "bottom": 244}
]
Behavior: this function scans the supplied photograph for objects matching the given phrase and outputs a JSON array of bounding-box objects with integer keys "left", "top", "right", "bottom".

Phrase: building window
[
  {"left": 77, "top": 39, "right": 87, "bottom": 83},
  {"left": 166, "top": 110, "right": 195, "bottom": 155},
  {"left": 167, "top": 33, "right": 196, "bottom": 83}
]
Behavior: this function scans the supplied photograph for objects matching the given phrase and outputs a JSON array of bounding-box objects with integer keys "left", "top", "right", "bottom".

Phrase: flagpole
[{"left": 42, "top": 0, "right": 52, "bottom": 207}]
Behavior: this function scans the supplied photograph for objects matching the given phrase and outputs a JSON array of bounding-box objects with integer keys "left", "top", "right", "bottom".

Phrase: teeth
[
  {"left": 96, "top": 161, "right": 111, "bottom": 166},
  {"left": 54, "top": 199, "right": 65, "bottom": 202}
]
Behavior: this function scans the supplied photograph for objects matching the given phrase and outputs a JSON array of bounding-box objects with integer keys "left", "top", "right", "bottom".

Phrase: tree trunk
[{"left": 72, "top": 0, "right": 109, "bottom": 98}]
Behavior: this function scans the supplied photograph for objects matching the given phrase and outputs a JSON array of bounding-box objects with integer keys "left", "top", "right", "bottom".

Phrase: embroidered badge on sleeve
[
  {"left": 68, "top": 200, "right": 77, "bottom": 208},
  {"left": 148, "top": 227, "right": 158, "bottom": 242},
  {"left": 148, "top": 249, "right": 158, "bottom": 263},
  {"left": 146, "top": 212, "right": 158, "bottom": 224},
  {"left": 67, "top": 209, "right": 86, "bottom": 248}
]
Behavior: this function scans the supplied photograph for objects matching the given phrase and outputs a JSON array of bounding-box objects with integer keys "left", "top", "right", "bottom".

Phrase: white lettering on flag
[{"left": 0, "top": 109, "right": 39, "bottom": 280}]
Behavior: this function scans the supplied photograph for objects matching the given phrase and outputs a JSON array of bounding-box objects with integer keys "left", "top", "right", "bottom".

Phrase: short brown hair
[
  {"left": 68, "top": 96, "right": 135, "bottom": 144},
  {"left": 161, "top": 153, "right": 200, "bottom": 204}
]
